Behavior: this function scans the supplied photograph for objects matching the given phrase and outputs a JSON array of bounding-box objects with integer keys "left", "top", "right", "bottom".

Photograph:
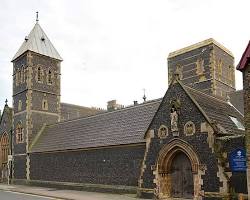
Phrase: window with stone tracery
[
  {"left": 16, "top": 123, "right": 24, "bottom": 143},
  {"left": 1, "top": 133, "right": 9, "bottom": 164}
]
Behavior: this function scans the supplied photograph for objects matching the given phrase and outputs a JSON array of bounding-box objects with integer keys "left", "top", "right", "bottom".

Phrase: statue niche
[{"left": 170, "top": 105, "right": 179, "bottom": 137}]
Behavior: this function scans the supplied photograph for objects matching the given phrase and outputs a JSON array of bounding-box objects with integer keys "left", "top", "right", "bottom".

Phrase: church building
[{"left": 0, "top": 19, "right": 248, "bottom": 200}]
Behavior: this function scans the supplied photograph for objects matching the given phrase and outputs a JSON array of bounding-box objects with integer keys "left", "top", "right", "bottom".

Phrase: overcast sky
[{"left": 0, "top": 0, "right": 249, "bottom": 111}]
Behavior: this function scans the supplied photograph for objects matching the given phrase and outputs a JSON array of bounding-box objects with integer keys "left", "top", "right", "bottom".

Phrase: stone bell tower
[
  {"left": 11, "top": 15, "right": 62, "bottom": 181},
  {"left": 168, "top": 38, "right": 235, "bottom": 98}
]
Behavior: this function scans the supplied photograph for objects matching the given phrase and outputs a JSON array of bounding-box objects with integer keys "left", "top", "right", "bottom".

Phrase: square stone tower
[
  {"left": 168, "top": 38, "right": 235, "bottom": 98},
  {"left": 11, "top": 21, "right": 62, "bottom": 181}
]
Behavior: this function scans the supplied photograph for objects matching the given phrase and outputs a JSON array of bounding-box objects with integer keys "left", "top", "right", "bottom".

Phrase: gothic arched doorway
[
  {"left": 157, "top": 139, "right": 201, "bottom": 199},
  {"left": 170, "top": 152, "right": 193, "bottom": 198}
]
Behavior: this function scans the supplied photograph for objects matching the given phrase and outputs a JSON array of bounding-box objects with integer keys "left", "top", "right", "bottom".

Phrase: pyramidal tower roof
[{"left": 12, "top": 22, "right": 62, "bottom": 61}]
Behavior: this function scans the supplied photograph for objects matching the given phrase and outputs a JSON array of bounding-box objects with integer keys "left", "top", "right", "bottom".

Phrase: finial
[
  {"left": 143, "top": 88, "right": 147, "bottom": 102},
  {"left": 5, "top": 99, "right": 8, "bottom": 106},
  {"left": 36, "top": 11, "right": 39, "bottom": 23}
]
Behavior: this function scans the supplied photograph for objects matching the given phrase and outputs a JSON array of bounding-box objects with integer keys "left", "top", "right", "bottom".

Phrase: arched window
[
  {"left": 16, "top": 123, "right": 24, "bottom": 144},
  {"left": 16, "top": 69, "right": 20, "bottom": 86},
  {"left": 228, "top": 65, "right": 234, "bottom": 86},
  {"left": 18, "top": 70, "right": 21, "bottom": 84},
  {"left": 1, "top": 133, "right": 9, "bottom": 164},
  {"left": 217, "top": 59, "right": 223, "bottom": 80},
  {"left": 37, "top": 67, "right": 42, "bottom": 82},
  {"left": 20, "top": 67, "right": 24, "bottom": 83},
  {"left": 18, "top": 100, "right": 22, "bottom": 111},
  {"left": 42, "top": 99, "right": 48, "bottom": 110},
  {"left": 48, "top": 70, "right": 52, "bottom": 84},
  {"left": 25, "top": 68, "right": 28, "bottom": 82}
]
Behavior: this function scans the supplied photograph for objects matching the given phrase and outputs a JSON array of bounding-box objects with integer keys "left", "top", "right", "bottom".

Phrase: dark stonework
[
  {"left": 168, "top": 42, "right": 235, "bottom": 98},
  {"left": 30, "top": 145, "right": 145, "bottom": 186},
  {"left": 31, "top": 91, "right": 58, "bottom": 113},
  {"left": 12, "top": 50, "right": 61, "bottom": 180},
  {"left": 217, "top": 136, "right": 247, "bottom": 193},
  {"left": 168, "top": 44, "right": 213, "bottom": 93},
  {"left": 13, "top": 155, "right": 26, "bottom": 179},
  {"left": 13, "top": 112, "right": 26, "bottom": 155},
  {"left": 31, "top": 53, "right": 60, "bottom": 94},
  {"left": 13, "top": 55, "right": 28, "bottom": 96},
  {"left": 140, "top": 82, "right": 221, "bottom": 193}
]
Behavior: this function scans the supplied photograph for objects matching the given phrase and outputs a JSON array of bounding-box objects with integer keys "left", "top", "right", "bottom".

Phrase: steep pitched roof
[
  {"left": 12, "top": 23, "right": 62, "bottom": 61},
  {"left": 237, "top": 41, "right": 250, "bottom": 71},
  {"left": 228, "top": 90, "right": 244, "bottom": 115},
  {"left": 30, "top": 81, "right": 244, "bottom": 153},
  {"left": 0, "top": 103, "right": 13, "bottom": 135},
  {"left": 30, "top": 99, "right": 161, "bottom": 153},
  {"left": 184, "top": 85, "right": 244, "bottom": 135}
]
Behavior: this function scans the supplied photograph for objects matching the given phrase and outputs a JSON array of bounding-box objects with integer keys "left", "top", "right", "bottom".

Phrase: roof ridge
[
  {"left": 183, "top": 85, "right": 229, "bottom": 105},
  {"left": 47, "top": 99, "right": 162, "bottom": 128},
  {"left": 168, "top": 38, "right": 233, "bottom": 58}
]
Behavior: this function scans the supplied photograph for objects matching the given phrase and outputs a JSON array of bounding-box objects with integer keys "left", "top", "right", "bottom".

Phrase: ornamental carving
[
  {"left": 184, "top": 121, "right": 195, "bottom": 135},
  {"left": 196, "top": 58, "right": 205, "bottom": 76},
  {"left": 175, "top": 65, "right": 183, "bottom": 80},
  {"left": 158, "top": 125, "right": 168, "bottom": 138},
  {"left": 170, "top": 106, "right": 178, "bottom": 132}
]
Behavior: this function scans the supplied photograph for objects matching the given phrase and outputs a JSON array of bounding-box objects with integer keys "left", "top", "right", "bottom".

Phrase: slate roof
[
  {"left": 30, "top": 81, "right": 245, "bottom": 153},
  {"left": 12, "top": 23, "right": 62, "bottom": 61},
  {"left": 184, "top": 85, "right": 244, "bottom": 136},
  {"left": 31, "top": 99, "right": 161, "bottom": 153},
  {"left": 228, "top": 90, "right": 244, "bottom": 115}
]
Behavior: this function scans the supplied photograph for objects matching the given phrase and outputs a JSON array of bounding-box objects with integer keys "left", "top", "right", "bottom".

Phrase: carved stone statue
[{"left": 170, "top": 107, "right": 178, "bottom": 132}]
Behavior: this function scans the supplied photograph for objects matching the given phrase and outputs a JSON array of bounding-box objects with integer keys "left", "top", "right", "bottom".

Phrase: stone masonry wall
[
  {"left": 217, "top": 136, "right": 247, "bottom": 194},
  {"left": 140, "top": 82, "right": 221, "bottom": 198},
  {"left": 168, "top": 44, "right": 213, "bottom": 94},
  {"left": 30, "top": 144, "right": 145, "bottom": 186},
  {"left": 13, "top": 155, "right": 26, "bottom": 179}
]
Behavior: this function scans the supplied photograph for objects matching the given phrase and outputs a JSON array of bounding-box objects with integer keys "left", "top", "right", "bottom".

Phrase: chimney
[
  {"left": 107, "top": 100, "right": 122, "bottom": 111},
  {"left": 134, "top": 101, "right": 138, "bottom": 106}
]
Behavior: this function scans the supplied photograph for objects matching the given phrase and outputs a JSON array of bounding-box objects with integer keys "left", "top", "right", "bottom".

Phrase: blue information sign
[{"left": 229, "top": 148, "right": 246, "bottom": 172}]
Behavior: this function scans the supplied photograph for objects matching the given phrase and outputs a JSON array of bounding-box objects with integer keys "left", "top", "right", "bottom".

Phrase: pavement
[{"left": 0, "top": 184, "right": 148, "bottom": 200}]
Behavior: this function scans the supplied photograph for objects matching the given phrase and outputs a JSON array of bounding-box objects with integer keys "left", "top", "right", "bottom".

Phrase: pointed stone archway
[
  {"left": 156, "top": 139, "right": 202, "bottom": 199},
  {"left": 0, "top": 133, "right": 9, "bottom": 182}
]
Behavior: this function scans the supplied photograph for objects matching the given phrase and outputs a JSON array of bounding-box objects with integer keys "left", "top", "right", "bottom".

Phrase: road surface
[{"left": 0, "top": 190, "right": 58, "bottom": 200}]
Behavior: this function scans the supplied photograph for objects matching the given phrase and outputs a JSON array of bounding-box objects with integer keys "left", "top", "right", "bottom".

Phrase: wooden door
[
  {"left": 1, "top": 133, "right": 9, "bottom": 182},
  {"left": 170, "top": 152, "right": 194, "bottom": 198}
]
